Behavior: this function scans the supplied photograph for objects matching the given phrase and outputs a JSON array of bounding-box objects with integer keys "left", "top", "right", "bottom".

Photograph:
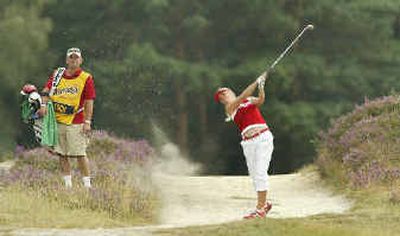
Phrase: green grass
[
  {"left": 0, "top": 132, "right": 158, "bottom": 229},
  {"left": 157, "top": 219, "right": 377, "bottom": 236},
  {"left": 0, "top": 186, "right": 152, "bottom": 228}
]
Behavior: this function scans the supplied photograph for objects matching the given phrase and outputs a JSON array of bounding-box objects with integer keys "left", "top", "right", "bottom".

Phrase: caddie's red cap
[{"left": 214, "top": 88, "right": 227, "bottom": 103}]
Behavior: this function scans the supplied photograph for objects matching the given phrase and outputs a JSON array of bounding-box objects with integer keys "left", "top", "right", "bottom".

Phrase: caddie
[{"left": 39, "top": 47, "right": 96, "bottom": 188}]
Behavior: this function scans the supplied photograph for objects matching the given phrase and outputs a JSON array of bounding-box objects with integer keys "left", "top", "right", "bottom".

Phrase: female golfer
[{"left": 214, "top": 72, "right": 274, "bottom": 219}]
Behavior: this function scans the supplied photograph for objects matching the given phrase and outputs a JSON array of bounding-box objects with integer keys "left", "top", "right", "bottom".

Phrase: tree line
[{"left": 1, "top": 0, "right": 400, "bottom": 174}]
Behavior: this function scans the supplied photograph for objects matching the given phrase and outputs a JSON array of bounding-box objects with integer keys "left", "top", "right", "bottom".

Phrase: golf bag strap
[{"left": 49, "top": 67, "right": 65, "bottom": 96}]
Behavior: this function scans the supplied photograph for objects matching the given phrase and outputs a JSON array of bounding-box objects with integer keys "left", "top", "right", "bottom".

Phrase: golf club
[{"left": 268, "top": 24, "right": 314, "bottom": 73}]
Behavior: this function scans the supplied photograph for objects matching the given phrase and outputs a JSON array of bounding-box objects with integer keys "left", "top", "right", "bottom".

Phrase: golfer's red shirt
[{"left": 232, "top": 99, "right": 267, "bottom": 135}]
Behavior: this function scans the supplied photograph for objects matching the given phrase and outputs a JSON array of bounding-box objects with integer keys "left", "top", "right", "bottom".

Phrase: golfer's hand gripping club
[{"left": 257, "top": 72, "right": 267, "bottom": 90}]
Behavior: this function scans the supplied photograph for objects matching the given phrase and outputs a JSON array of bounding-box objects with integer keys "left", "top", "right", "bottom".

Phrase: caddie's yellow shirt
[{"left": 50, "top": 70, "right": 91, "bottom": 124}]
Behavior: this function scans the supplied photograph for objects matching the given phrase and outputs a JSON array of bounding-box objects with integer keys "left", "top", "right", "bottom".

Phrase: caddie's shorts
[
  {"left": 54, "top": 123, "right": 89, "bottom": 157},
  {"left": 240, "top": 130, "right": 274, "bottom": 192}
]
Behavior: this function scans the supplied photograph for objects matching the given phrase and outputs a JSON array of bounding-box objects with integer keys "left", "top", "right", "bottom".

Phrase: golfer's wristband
[{"left": 40, "top": 103, "right": 47, "bottom": 107}]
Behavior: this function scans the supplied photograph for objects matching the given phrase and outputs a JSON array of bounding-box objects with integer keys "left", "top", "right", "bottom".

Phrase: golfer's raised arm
[
  {"left": 228, "top": 80, "right": 258, "bottom": 110},
  {"left": 252, "top": 73, "right": 267, "bottom": 107}
]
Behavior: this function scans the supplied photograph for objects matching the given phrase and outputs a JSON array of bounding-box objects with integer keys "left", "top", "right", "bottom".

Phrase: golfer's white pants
[{"left": 240, "top": 130, "right": 274, "bottom": 192}]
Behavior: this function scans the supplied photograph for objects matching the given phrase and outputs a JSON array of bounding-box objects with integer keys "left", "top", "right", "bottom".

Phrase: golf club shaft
[{"left": 268, "top": 25, "right": 313, "bottom": 72}]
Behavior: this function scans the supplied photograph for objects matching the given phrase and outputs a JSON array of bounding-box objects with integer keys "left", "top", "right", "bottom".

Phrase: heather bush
[
  {"left": 0, "top": 130, "right": 157, "bottom": 224},
  {"left": 316, "top": 95, "right": 400, "bottom": 189}
]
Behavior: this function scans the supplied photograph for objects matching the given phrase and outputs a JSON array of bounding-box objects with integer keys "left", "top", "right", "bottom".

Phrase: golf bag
[{"left": 20, "top": 84, "right": 43, "bottom": 143}]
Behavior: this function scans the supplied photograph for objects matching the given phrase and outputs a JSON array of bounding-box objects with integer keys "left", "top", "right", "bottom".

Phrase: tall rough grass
[
  {"left": 0, "top": 130, "right": 157, "bottom": 224},
  {"left": 316, "top": 95, "right": 400, "bottom": 191}
]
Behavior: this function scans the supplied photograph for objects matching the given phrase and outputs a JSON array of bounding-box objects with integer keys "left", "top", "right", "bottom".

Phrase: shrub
[
  {"left": 316, "top": 95, "right": 400, "bottom": 188},
  {"left": 0, "top": 130, "right": 157, "bottom": 223}
]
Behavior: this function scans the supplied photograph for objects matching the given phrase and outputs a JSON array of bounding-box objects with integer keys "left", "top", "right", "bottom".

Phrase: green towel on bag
[{"left": 41, "top": 101, "right": 58, "bottom": 147}]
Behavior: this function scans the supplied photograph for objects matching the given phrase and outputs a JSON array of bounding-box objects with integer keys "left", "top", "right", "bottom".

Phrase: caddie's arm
[{"left": 83, "top": 99, "right": 94, "bottom": 132}]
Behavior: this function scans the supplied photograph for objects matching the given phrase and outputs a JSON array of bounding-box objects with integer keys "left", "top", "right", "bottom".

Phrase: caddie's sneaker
[
  {"left": 264, "top": 202, "right": 272, "bottom": 214},
  {"left": 243, "top": 208, "right": 266, "bottom": 219}
]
